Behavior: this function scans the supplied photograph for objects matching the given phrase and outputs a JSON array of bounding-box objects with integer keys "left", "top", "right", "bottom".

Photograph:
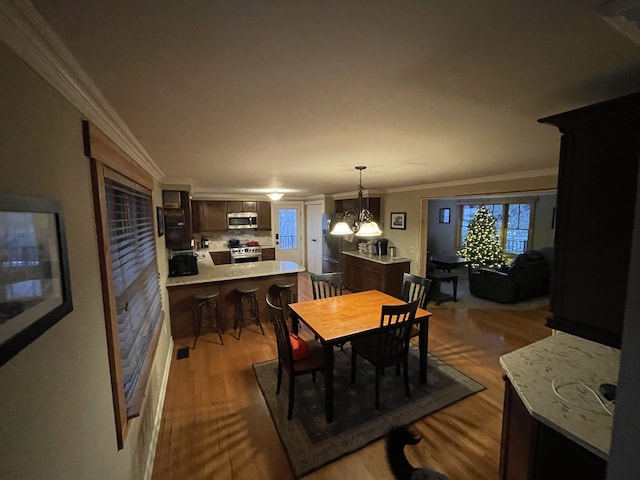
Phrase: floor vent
[{"left": 176, "top": 347, "right": 190, "bottom": 359}]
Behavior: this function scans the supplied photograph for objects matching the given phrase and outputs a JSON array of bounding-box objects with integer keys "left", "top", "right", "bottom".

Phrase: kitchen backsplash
[{"left": 193, "top": 231, "right": 274, "bottom": 250}]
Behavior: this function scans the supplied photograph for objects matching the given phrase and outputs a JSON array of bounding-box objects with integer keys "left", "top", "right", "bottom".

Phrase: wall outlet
[{"left": 409, "top": 246, "right": 416, "bottom": 253}]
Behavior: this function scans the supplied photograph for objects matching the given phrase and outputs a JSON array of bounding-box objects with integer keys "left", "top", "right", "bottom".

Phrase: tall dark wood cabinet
[{"left": 539, "top": 92, "right": 640, "bottom": 348}]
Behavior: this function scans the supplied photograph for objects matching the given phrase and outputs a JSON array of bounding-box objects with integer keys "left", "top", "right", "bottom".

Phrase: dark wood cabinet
[
  {"left": 539, "top": 92, "right": 640, "bottom": 348},
  {"left": 227, "top": 201, "right": 256, "bottom": 213},
  {"left": 262, "top": 247, "right": 276, "bottom": 260},
  {"left": 343, "top": 254, "right": 409, "bottom": 298},
  {"left": 335, "top": 197, "right": 381, "bottom": 223},
  {"left": 256, "top": 201, "right": 272, "bottom": 231},
  {"left": 193, "top": 200, "right": 272, "bottom": 232},
  {"left": 499, "top": 376, "right": 607, "bottom": 480},
  {"left": 192, "top": 200, "right": 227, "bottom": 232},
  {"left": 210, "top": 251, "right": 231, "bottom": 265}
]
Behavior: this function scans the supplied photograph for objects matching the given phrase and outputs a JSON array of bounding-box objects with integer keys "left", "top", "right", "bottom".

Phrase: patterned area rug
[{"left": 253, "top": 345, "right": 484, "bottom": 478}]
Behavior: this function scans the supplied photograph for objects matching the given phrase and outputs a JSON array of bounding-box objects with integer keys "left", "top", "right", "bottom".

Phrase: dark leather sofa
[{"left": 468, "top": 247, "right": 553, "bottom": 303}]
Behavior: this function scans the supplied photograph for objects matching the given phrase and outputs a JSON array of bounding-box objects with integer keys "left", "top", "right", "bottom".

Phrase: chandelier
[{"left": 330, "top": 166, "right": 382, "bottom": 237}]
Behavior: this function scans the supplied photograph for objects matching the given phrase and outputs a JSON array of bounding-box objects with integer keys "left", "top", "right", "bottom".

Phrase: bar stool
[
  {"left": 193, "top": 290, "right": 223, "bottom": 349},
  {"left": 273, "top": 280, "right": 296, "bottom": 307},
  {"left": 235, "top": 285, "right": 264, "bottom": 340}
]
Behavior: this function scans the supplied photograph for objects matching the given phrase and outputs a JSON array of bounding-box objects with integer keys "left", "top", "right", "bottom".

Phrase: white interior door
[
  {"left": 275, "top": 202, "right": 303, "bottom": 264},
  {"left": 306, "top": 203, "right": 323, "bottom": 273}
]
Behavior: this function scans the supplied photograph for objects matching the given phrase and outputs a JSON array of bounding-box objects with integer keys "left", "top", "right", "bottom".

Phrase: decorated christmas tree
[{"left": 457, "top": 206, "right": 507, "bottom": 269}]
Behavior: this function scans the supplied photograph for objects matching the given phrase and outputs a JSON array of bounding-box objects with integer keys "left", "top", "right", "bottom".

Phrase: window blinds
[{"left": 105, "top": 177, "right": 161, "bottom": 408}]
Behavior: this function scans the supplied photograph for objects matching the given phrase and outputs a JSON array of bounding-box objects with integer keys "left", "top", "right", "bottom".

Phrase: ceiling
[{"left": 32, "top": 0, "right": 640, "bottom": 198}]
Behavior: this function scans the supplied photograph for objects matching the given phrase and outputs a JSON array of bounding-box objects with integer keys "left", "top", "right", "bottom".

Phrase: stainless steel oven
[{"left": 230, "top": 246, "right": 262, "bottom": 263}]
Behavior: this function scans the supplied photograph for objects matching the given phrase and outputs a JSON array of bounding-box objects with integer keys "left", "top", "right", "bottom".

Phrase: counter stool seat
[
  {"left": 193, "top": 290, "right": 223, "bottom": 348},
  {"left": 235, "top": 285, "right": 264, "bottom": 340},
  {"left": 273, "top": 280, "right": 296, "bottom": 308}
]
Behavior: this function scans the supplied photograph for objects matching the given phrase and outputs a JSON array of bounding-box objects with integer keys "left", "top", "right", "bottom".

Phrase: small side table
[{"left": 426, "top": 270, "right": 459, "bottom": 305}]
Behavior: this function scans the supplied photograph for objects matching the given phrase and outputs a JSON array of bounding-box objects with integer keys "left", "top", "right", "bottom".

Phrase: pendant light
[{"left": 331, "top": 166, "right": 382, "bottom": 237}]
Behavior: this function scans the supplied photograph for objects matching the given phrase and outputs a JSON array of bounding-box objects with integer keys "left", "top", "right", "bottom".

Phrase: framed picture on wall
[
  {"left": 439, "top": 208, "right": 451, "bottom": 224},
  {"left": 0, "top": 193, "right": 73, "bottom": 367},
  {"left": 390, "top": 212, "right": 406, "bottom": 230}
]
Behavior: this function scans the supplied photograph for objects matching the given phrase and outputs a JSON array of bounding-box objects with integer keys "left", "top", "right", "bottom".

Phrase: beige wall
[
  {"left": 0, "top": 43, "right": 172, "bottom": 479},
  {"left": 381, "top": 175, "right": 558, "bottom": 275}
]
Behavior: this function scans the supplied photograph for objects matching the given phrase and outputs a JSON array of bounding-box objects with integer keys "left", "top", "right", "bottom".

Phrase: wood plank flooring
[{"left": 151, "top": 272, "right": 551, "bottom": 480}]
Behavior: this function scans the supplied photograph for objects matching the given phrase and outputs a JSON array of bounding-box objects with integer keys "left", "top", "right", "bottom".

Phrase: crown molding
[
  {"left": 384, "top": 167, "right": 558, "bottom": 194},
  {"left": 0, "top": 0, "right": 164, "bottom": 180}
]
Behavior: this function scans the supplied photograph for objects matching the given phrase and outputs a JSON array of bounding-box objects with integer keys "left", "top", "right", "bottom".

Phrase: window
[
  {"left": 278, "top": 208, "right": 298, "bottom": 250},
  {"left": 84, "top": 121, "right": 163, "bottom": 449},
  {"left": 459, "top": 201, "right": 534, "bottom": 255}
]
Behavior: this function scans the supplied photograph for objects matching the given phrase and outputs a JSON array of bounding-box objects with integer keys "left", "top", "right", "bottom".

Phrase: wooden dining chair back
[
  {"left": 310, "top": 272, "right": 344, "bottom": 299},
  {"left": 265, "top": 295, "right": 324, "bottom": 420},
  {"left": 400, "top": 272, "right": 432, "bottom": 309},
  {"left": 350, "top": 299, "right": 420, "bottom": 410}
]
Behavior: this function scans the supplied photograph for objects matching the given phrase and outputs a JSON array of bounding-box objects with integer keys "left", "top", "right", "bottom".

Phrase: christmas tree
[{"left": 457, "top": 206, "right": 506, "bottom": 269}]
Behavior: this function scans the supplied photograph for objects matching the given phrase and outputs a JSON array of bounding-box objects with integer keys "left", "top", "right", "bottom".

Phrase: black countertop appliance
[
  {"left": 372, "top": 238, "right": 388, "bottom": 255},
  {"left": 168, "top": 250, "right": 198, "bottom": 277}
]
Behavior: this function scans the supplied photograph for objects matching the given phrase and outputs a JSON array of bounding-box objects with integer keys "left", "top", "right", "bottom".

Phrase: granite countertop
[
  {"left": 500, "top": 333, "right": 620, "bottom": 459},
  {"left": 342, "top": 250, "right": 411, "bottom": 265},
  {"left": 167, "top": 250, "right": 305, "bottom": 287}
]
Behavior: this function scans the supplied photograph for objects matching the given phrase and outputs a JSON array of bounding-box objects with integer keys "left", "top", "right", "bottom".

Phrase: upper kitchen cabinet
[
  {"left": 192, "top": 200, "right": 227, "bottom": 232},
  {"left": 256, "top": 201, "right": 271, "bottom": 231},
  {"left": 539, "top": 92, "right": 640, "bottom": 349},
  {"left": 335, "top": 197, "right": 381, "bottom": 223},
  {"left": 194, "top": 200, "right": 272, "bottom": 231},
  {"left": 227, "top": 201, "right": 257, "bottom": 213}
]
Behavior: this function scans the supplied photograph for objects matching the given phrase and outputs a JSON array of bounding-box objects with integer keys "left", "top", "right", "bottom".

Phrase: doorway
[{"left": 275, "top": 202, "right": 303, "bottom": 264}]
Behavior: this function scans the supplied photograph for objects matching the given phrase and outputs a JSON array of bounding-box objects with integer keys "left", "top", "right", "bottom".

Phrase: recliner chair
[{"left": 468, "top": 247, "right": 553, "bottom": 303}]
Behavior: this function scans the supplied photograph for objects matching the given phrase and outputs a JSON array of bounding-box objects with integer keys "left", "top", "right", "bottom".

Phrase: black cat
[{"left": 386, "top": 425, "right": 449, "bottom": 480}]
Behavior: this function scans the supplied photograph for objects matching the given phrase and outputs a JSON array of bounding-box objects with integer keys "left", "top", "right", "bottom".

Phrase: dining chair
[
  {"left": 400, "top": 272, "right": 432, "bottom": 309},
  {"left": 350, "top": 299, "right": 420, "bottom": 410},
  {"left": 310, "top": 272, "right": 344, "bottom": 299},
  {"left": 400, "top": 272, "right": 432, "bottom": 342},
  {"left": 310, "top": 272, "right": 347, "bottom": 348},
  {"left": 265, "top": 295, "right": 324, "bottom": 420}
]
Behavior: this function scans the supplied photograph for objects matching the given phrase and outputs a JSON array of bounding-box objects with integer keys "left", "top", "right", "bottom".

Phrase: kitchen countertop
[
  {"left": 167, "top": 250, "right": 305, "bottom": 287},
  {"left": 342, "top": 250, "right": 411, "bottom": 265},
  {"left": 500, "top": 333, "right": 620, "bottom": 459}
]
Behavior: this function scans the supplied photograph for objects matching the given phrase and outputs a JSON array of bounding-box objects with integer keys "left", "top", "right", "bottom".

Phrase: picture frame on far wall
[
  {"left": 439, "top": 208, "right": 451, "bottom": 224},
  {"left": 390, "top": 212, "right": 406, "bottom": 230},
  {"left": 0, "top": 193, "right": 73, "bottom": 367}
]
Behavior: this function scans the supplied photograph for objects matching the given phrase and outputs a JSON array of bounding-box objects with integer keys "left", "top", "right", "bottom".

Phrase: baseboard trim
[{"left": 143, "top": 335, "right": 174, "bottom": 480}]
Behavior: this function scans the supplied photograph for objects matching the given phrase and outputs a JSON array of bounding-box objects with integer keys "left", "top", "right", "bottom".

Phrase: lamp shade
[
  {"left": 330, "top": 220, "right": 353, "bottom": 235},
  {"left": 355, "top": 220, "right": 383, "bottom": 237}
]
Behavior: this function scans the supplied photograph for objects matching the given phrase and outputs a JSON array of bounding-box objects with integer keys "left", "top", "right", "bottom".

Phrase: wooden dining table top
[{"left": 288, "top": 289, "right": 431, "bottom": 343}]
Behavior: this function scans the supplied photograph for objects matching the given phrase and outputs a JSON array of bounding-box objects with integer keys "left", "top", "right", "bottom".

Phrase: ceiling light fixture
[
  {"left": 267, "top": 192, "right": 284, "bottom": 201},
  {"left": 330, "top": 166, "right": 382, "bottom": 237}
]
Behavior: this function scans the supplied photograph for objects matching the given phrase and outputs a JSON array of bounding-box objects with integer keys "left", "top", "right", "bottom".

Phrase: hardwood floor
[{"left": 151, "top": 272, "right": 551, "bottom": 480}]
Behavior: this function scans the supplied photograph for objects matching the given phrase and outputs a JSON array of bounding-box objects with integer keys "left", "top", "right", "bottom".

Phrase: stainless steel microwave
[{"left": 227, "top": 211, "right": 258, "bottom": 229}]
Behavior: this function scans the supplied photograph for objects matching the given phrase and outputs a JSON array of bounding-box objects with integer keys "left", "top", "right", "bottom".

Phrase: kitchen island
[
  {"left": 166, "top": 253, "right": 305, "bottom": 339},
  {"left": 499, "top": 334, "right": 619, "bottom": 479},
  {"left": 342, "top": 250, "right": 411, "bottom": 298}
]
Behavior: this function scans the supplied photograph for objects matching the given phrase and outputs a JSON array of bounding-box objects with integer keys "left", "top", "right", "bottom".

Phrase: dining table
[{"left": 288, "top": 289, "right": 432, "bottom": 423}]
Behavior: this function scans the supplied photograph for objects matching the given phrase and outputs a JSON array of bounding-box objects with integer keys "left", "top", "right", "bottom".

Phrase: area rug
[
  {"left": 253, "top": 345, "right": 484, "bottom": 478},
  {"left": 431, "top": 274, "right": 550, "bottom": 311}
]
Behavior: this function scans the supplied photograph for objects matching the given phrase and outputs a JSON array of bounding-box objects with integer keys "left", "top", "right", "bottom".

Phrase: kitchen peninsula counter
[
  {"left": 342, "top": 251, "right": 410, "bottom": 298},
  {"left": 166, "top": 255, "right": 305, "bottom": 339},
  {"left": 499, "top": 334, "right": 619, "bottom": 479}
]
